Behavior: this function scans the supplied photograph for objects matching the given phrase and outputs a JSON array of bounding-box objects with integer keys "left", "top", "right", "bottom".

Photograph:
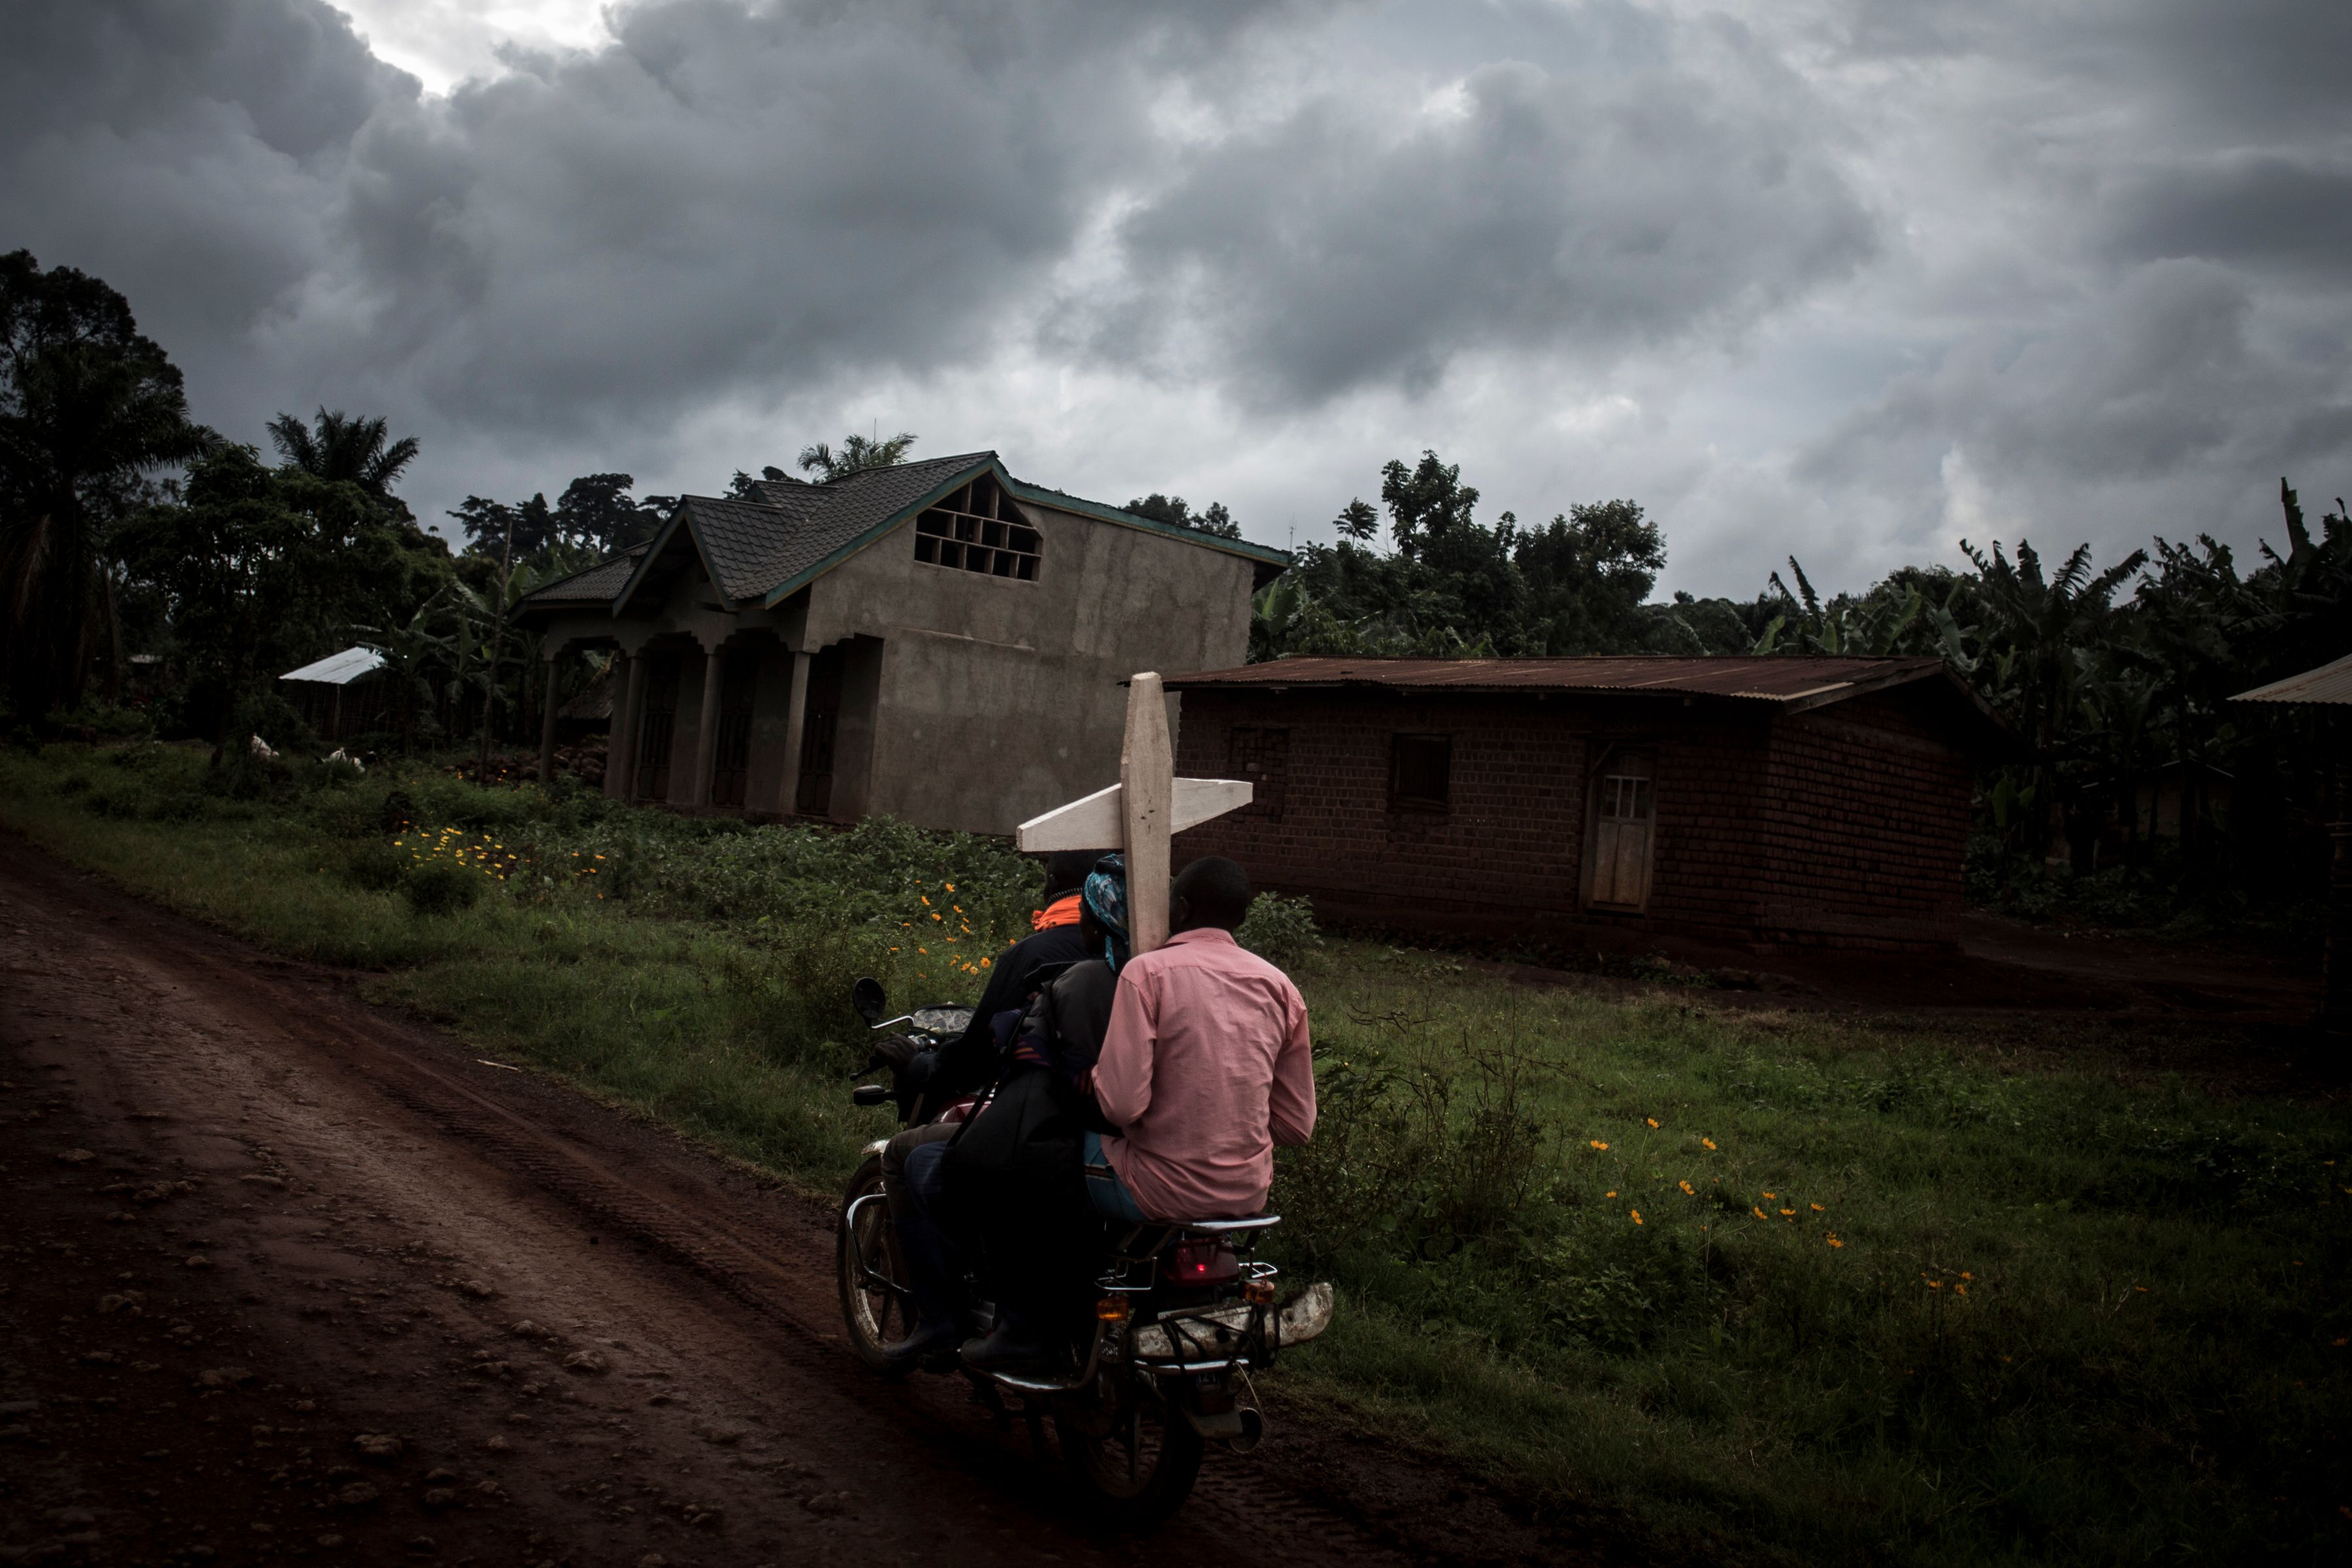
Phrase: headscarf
[{"left": 1082, "top": 853, "right": 1130, "bottom": 973}]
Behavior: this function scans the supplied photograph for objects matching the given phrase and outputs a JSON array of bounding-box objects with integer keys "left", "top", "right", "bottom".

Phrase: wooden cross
[{"left": 1014, "top": 672, "right": 1252, "bottom": 955}]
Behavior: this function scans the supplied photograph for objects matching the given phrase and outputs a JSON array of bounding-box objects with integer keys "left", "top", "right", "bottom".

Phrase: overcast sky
[{"left": 6, "top": 0, "right": 2347, "bottom": 598}]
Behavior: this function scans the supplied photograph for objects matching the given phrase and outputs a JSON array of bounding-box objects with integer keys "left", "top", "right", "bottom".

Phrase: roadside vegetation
[{"left": 7, "top": 741, "right": 2345, "bottom": 1567}]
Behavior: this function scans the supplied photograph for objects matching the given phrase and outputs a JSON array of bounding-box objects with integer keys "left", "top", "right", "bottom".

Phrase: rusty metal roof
[
  {"left": 2232, "top": 651, "right": 2352, "bottom": 706},
  {"left": 1166, "top": 655, "right": 2016, "bottom": 749},
  {"left": 1166, "top": 655, "right": 1944, "bottom": 704}
]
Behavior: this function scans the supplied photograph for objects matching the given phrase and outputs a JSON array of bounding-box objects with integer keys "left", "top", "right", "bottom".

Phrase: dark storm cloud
[
  {"left": 2104, "top": 156, "right": 2352, "bottom": 278},
  {"left": 1799, "top": 261, "right": 2352, "bottom": 507},
  {"left": 1089, "top": 14, "right": 1876, "bottom": 401},
  {"left": 0, "top": 0, "right": 1319, "bottom": 440}
]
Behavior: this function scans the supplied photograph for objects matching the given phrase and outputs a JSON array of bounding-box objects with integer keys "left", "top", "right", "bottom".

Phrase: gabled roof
[
  {"left": 280, "top": 646, "right": 386, "bottom": 685},
  {"left": 528, "top": 542, "right": 651, "bottom": 606},
  {"left": 523, "top": 450, "right": 1292, "bottom": 618},
  {"left": 2232, "top": 651, "right": 2352, "bottom": 706},
  {"left": 1165, "top": 655, "right": 2015, "bottom": 749}
]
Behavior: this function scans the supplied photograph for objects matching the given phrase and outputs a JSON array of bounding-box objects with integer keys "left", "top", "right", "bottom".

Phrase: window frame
[
  {"left": 1388, "top": 732, "right": 1453, "bottom": 813},
  {"left": 911, "top": 474, "right": 1041, "bottom": 583}
]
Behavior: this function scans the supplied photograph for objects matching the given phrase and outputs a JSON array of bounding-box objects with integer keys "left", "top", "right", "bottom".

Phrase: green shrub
[
  {"left": 403, "top": 860, "right": 484, "bottom": 916},
  {"left": 1237, "top": 890, "right": 1322, "bottom": 972},
  {"left": 345, "top": 839, "right": 408, "bottom": 892}
]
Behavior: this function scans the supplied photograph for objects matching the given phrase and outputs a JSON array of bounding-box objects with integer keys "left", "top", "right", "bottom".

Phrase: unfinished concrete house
[{"left": 517, "top": 451, "right": 1287, "bottom": 834}]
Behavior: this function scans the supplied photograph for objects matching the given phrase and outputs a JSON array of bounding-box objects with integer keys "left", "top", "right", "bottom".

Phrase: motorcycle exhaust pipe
[{"left": 1228, "top": 1406, "right": 1265, "bottom": 1454}]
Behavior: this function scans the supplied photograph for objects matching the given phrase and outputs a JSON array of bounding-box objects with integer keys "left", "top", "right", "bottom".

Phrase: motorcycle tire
[
  {"left": 1054, "top": 1382, "right": 1205, "bottom": 1529},
  {"left": 836, "top": 1154, "right": 918, "bottom": 1372}
]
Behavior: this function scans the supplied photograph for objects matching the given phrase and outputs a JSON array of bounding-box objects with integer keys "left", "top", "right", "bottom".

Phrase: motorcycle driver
[{"left": 873, "top": 848, "right": 1103, "bottom": 1367}]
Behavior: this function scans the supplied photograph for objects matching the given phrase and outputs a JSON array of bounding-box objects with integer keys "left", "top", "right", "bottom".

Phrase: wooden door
[
  {"left": 707, "top": 650, "right": 758, "bottom": 808},
  {"left": 795, "top": 643, "right": 847, "bottom": 817},
  {"left": 1590, "top": 753, "right": 1655, "bottom": 909},
  {"left": 634, "top": 655, "right": 679, "bottom": 800}
]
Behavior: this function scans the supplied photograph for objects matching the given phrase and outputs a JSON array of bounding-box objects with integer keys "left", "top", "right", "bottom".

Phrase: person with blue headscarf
[{"left": 883, "top": 854, "right": 1130, "bottom": 1373}]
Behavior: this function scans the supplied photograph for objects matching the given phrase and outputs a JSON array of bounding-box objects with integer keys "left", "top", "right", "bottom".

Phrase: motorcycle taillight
[{"left": 1167, "top": 1240, "right": 1239, "bottom": 1286}]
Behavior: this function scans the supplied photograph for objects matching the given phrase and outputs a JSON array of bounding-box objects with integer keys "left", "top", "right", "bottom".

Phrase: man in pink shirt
[{"left": 1087, "top": 857, "right": 1316, "bottom": 1223}]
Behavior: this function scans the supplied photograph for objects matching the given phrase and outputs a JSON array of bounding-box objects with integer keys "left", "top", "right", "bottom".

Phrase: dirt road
[{"left": 0, "top": 846, "right": 1594, "bottom": 1568}]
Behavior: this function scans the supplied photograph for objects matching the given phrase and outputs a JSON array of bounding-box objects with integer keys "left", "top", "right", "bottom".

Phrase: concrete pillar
[
  {"left": 607, "top": 651, "right": 645, "bottom": 802},
  {"left": 690, "top": 640, "right": 727, "bottom": 809},
  {"left": 774, "top": 649, "right": 812, "bottom": 816},
  {"left": 537, "top": 651, "right": 563, "bottom": 784}
]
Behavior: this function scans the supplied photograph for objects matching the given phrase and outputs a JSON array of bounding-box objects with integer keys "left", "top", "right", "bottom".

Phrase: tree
[
  {"left": 1126, "top": 493, "right": 1242, "bottom": 538},
  {"left": 116, "top": 446, "right": 442, "bottom": 745},
  {"left": 1379, "top": 451, "right": 1479, "bottom": 559},
  {"left": 0, "top": 251, "right": 208, "bottom": 719},
  {"left": 798, "top": 431, "right": 916, "bottom": 481},
  {"left": 266, "top": 408, "right": 420, "bottom": 512},
  {"left": 553, "top": 473, "right": 662, "bottom": 553},
  {"left": 1512, "top": 500, "right": 1667, "bottom": 653},
  {"left": 1333, "top": 498, "right": 1378, "bottom": 541}
]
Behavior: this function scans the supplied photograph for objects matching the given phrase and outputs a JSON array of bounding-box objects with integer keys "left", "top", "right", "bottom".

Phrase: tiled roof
[
  {"left": 529, "top": 544, "right": 648, "bottom": 603},
  {"left": 523, "top": 449, "right": 1290, "bottom": 614}
]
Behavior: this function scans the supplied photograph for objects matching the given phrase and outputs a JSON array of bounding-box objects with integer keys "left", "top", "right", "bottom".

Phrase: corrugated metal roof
[
  {"left": 2232, "top": 651, "right": 2352, "bottom": 705},
  {"left": 1165, "top": 655, "right": 1948, "bottom": 703},
  {"left": 279, "top": 646, "right": 386, "bottom": 685}
]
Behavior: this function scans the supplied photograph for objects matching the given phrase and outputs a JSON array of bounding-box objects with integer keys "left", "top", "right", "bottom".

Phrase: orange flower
[
  {"left": 1925, "top": 1279, "right": 1944, "bottom": 1290},
  {"left": 1606, "top": 1190, "right": 1618, "bottom": 1198},
  {"left": 1810, "top": 1203, "right": 1824, "bottom": 1213},
  {"left": 1702, "top": 1137, "right": 1717, "bottom": 1151},
  {"left": 1629, "top": 1209, "right": 1643, "bottom": 1226},
  {"left": 1825, "top": 1235, "right": 1843, "bottom": 1249},
  {"left": 1762, "top": 1191, "right": 1776, "bottom": 1200},
  {"left": 1644, "top": 1117, "right": 1659, "bottom": 1128},
  {"left": 1752, "top": 1206, "right": 1768, "bottom": 1220},
  {"left": 945, "top": 883, "right": 955, "bottom": 892},
  {"left": 1590, "top": 1140, "right": 1609, "bottom": 1151},
  {"left": 1953, "top": 1284, "right": 1968, "bottom": 1296},
  {"left": 1678, "top": 1180, "right": 1695, "bottom": 1195},
  {"left": 1779, "top": 1208, "right": 1795, "bottom": 1217}
]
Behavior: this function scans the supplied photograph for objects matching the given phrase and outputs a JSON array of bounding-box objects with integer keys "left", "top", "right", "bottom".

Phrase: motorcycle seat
[{"left": 1169, "top": 1215, "right": 1280, "bottom": 1235}]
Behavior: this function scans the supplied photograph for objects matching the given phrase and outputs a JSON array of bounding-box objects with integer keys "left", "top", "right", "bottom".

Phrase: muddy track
[{"left": 0, "top": 843, "right": 1620, "bottom": 1568}]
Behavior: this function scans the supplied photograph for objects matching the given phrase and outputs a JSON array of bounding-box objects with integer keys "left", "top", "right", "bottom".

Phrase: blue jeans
[
  {"left": 1083, "top": 1131, "right": 1146, "bottom": 1223},
  {"left": 898, "top": 1137, "right": 961, "bottom": 1326}
]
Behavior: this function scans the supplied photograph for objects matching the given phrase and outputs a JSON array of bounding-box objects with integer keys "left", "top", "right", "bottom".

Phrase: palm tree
[
  {"left": 267, "top": 408, "right": 420, "bottom": 508},
  {"left": 796, "top": 431, "right": 916, "bottom": 482}
]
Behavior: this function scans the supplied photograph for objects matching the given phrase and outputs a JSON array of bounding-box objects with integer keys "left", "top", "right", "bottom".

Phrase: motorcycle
[{"left": 834, "top": 976, "right": 1334, "bottom": 1526}]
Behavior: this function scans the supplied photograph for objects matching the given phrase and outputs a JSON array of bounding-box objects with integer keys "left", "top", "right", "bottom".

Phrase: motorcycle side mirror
[
  {"left": 850, "top": 1084, "right": 890, "bottom": 1109},
  {"left": 851, "top": 976, "right": 887, "bottom": 1025}
]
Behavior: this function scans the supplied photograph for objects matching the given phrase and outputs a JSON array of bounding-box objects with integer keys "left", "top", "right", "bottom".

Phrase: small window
[
  {"left": 912, "top": 474, "right": 1038, "bottom": 581},
  {"left": 1390, "top": 733, "right": 1451, "bottom": 810},
  {"left": 1230, "top": 725, "right": 1290, "bottom": 821}
]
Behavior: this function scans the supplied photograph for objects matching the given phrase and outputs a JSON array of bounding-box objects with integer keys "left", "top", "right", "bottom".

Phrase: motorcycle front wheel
[
  {"left": 1054, "top": 1379, "right": 1205, "bottom": 1529},
  {"left": 836, "top": 1154, "right": 917, "bottom": 1371}
]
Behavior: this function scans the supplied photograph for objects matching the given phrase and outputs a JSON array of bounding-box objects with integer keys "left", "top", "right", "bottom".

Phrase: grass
[{"left": 5, "top": 740, "right": 2347, "bottom": 1565}]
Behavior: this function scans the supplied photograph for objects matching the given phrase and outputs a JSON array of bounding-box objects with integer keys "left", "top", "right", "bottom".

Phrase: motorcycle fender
[{"left": 860, "top": 1137, "right": 890, "bottom": 1158}]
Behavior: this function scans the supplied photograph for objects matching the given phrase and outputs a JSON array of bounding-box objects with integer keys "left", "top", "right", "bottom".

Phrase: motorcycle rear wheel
[
  {"left": 1054, "top": 1380, "right": 1204, "bottom": 1529},
  {"left": 836, "top": 1154, "right": 917, "bottom": 1371}
]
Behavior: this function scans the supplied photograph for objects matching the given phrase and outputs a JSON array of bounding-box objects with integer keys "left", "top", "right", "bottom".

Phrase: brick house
[{"left": 1166, "top": 656, "right": 2009, "bottom": 952}]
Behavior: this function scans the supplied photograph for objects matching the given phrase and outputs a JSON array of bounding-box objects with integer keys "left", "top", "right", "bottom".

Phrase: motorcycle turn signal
[
  {"left": 1096, "top": 1296, "right": 1132, "bottom": 1322},
  {"left": 1242, "top": 1279, "right": 1277, "bottom": 1307}
]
